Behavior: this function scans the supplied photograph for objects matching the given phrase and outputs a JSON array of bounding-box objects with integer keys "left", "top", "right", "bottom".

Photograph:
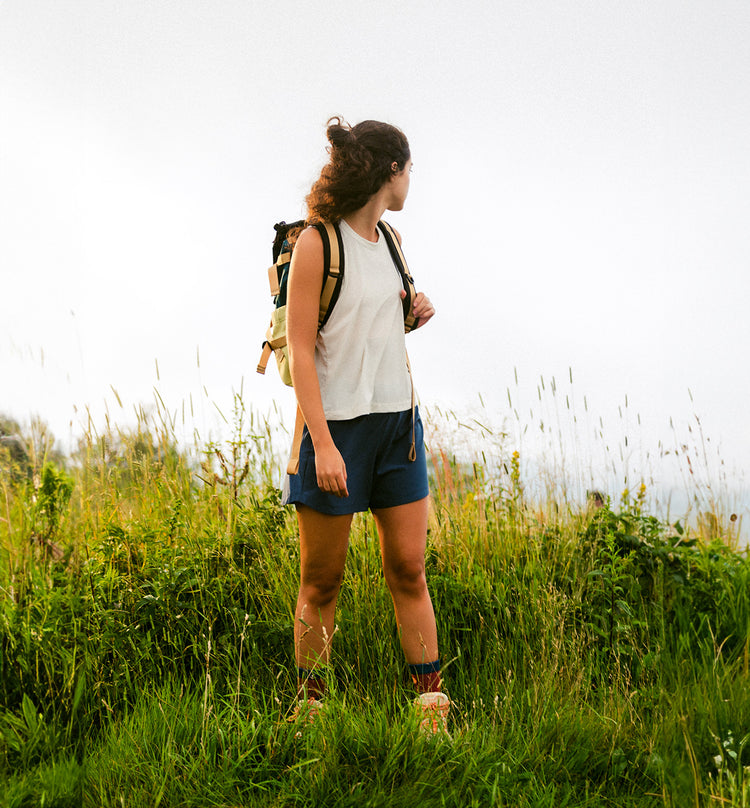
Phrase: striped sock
[
  {"left": 297, "top": 667, "right": 326, "bottom": 700},
  {"left": 408, "top": 659, "right": 442, "bottom": 694}
]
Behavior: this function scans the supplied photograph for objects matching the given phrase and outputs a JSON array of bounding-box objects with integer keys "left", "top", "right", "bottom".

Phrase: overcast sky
[{"left": 1, "top": 0, "right": 749, "bottom": 524}]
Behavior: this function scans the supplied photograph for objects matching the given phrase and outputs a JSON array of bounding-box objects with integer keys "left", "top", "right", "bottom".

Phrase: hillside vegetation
[{"left": 1, "top": 404, "right": 748, "bottom": 807}]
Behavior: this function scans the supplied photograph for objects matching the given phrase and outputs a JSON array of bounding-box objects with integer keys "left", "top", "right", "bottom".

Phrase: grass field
[{"left": 1, "top": 400, "right": 749, "bottom": 807}]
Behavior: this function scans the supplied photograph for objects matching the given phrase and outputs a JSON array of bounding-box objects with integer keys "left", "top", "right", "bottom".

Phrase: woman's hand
[
  {"left": 314, "top": 441, "right": 349, "bottom": 498},
  {"left": 402, "top": 290, "right": 435, "bottom": 328}
]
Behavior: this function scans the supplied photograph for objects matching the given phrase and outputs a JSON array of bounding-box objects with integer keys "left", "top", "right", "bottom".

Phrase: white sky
[{"left": 1, "top": 0, "right": 749, "bottom": 520}]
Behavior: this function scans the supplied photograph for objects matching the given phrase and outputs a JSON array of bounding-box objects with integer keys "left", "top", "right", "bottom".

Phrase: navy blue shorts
[{"left": 282, "top": 408, "right": 429, "bottom": 515}]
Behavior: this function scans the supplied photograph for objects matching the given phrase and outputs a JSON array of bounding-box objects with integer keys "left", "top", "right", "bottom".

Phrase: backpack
[{"left": 257, "top": 219, "right": 419, "bottom": 385}]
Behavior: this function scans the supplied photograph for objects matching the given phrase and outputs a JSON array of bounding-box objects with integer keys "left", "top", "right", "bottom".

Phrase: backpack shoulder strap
[
  {"left": 377, "top": 220, "right": 419, "bottom": 332},
  {"left": 313, "top": 221, "right": 344, "bottom": 330}
]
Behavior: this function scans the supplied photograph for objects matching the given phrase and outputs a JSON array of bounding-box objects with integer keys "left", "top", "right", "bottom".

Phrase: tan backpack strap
[
  {"left": 257, "top": 341, "right": 273, "bottom": 375},
  {"left": 316, "top": 221, "right": 344, "bottom": 330},
  {"left": 268, "top": 263, "right": 281, "bottom": 296},
  {"left": 406, "top": 351, "right": 416, "bottom": 462},
  {"left": 286, "top": 405, "right": 306, "bottom": 475},
  {"left": 257, "top": 316, "right": 289, "bottom": 376}
]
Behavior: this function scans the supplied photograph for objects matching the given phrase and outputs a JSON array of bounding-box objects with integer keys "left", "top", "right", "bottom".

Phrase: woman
[{"left": 283, "top": 117, "right": 447, "bottom": 733}]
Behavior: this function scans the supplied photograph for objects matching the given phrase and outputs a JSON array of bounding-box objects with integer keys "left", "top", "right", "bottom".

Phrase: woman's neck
[{"left": 342, "top": 195, "right": 387, "bottom": 242}]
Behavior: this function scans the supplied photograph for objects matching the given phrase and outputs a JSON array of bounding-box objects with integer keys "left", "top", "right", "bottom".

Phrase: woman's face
[{"left": 387, "top": 159, "right": 412, "bottom": 211}]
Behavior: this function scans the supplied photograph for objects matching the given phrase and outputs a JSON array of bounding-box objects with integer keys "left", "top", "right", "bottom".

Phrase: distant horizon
[{"left": 3, "top": 374, "right": 747, "bottom": 548}]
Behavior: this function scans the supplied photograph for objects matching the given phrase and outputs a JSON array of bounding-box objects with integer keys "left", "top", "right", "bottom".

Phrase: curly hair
[{"left": 305, "top": 117, "right": 410, "bottom": 224}]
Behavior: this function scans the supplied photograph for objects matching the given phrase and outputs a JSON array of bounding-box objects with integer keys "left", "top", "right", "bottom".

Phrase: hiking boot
[
  {"left": 288, "top": 697, "right": 324, "bottom": 735},
  {"left": 414, "top": 691, "right": 450, "bottom": 736}
]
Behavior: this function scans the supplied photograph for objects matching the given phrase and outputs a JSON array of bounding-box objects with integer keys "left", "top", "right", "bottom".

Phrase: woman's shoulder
[
  {"left": 291, "top": 225, "right": 326, "bottom": 263},
  {"left": 295, "top": 224, "right": 325, "bottom": 250},
  {"left": 289, "top": 225, "right": 326, "bottom": 286}
]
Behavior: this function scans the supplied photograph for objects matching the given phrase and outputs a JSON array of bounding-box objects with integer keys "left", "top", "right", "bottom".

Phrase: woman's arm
[{"left": 286, "top": 227, "right": 349, "bottom": 497}]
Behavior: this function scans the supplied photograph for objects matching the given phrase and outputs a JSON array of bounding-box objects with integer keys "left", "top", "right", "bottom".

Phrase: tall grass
[{"left": 1, "top": 393, "right": 748, "bottom": 807}]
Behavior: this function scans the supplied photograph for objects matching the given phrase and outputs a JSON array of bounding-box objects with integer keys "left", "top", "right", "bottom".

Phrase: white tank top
[{"left": 314, "top": 219, "right": 412, "bottom": 420}]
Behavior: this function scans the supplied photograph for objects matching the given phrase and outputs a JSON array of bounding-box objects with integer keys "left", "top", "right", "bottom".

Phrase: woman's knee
[
  {"left": 300, "top": 571, "right": 343, "bottom": 608},
  {"left": 384, "top": 558, "right": 427, "bottom": 598}
]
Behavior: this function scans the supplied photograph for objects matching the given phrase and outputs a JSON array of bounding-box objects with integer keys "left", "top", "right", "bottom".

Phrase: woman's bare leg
[
  {"left": 373, "top": 497, "right": 438, "bottom": 665},
  {"left": 294, "top": 505, "right": 353, "bottom": 673}
]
